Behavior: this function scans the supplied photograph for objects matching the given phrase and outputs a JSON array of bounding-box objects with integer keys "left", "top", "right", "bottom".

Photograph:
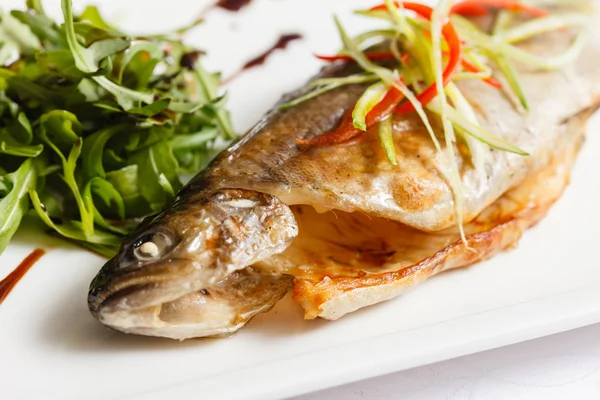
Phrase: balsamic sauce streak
[
  {"left": 196, "top": 0, "right": 253, "bottom": 23},
  {"left": 0, "top": 249, "right": 46, "bottom": 305},
  {"left": 222, "top": 33, "right": 303, "bottom": 85},
  {"left": 216, "top": 0, "right": 253, "bottom": 11}
]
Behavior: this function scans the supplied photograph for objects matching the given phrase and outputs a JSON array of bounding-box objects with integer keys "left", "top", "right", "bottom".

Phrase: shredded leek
[
  {"left": 378, "top": 116, "right": 397, "bottom": 165},
  {"left": 309, "top": 74, "right": 379, "bottom": 88},
  {"left": 446, "top": 83, "right": 485, "bottom": 177},
  {"left": 280, "top": 75, "right": 378, "bottom": 110},
  {"left": 493, "top": 52, "right": 529, "bottom": 110},
  {"left": 427, "top": 99, "right": 528, "bottom": 155},
  {"left": 431, "top": 0, "right": 470, "bottom": 245},
  {"left": 498, "top": 14, "right": 589, "bottom": 43},
  {"left": 353, "top": 82, "right": 388, "bottom": 131}
]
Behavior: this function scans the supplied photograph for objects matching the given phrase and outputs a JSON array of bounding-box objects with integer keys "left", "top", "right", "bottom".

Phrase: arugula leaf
[
  {"left": 62, "top": 0, "right": 154, "bottom": 109},
  {"left": 0, "top": 130, "right": 44, "bottom": 157},
  {"left": 61, "top": 0, "right": 105, "bottom": 74},
  {"left": 79, "top": 6, "right": 116, "bottom": 31},
  {"left": 40, "top": 110, "right": 82, "bottom": 152},
  {"left": 35, "top": 49, "right": 84, "bottom": 80},
  {"left": 128, "top": 140, "right": 181, "bottom": 212},
  {"left": 10, "top": 10, "right": 63, "bottom": 47},
  {"left": 39, "top": 121, "right": 95, "bottom": 239},
  {"left": 26, "top": 0, "right": 46, "bottom": 14},
  {"left": 29, "top": 189, "right": 121, "bottom": 246},
  {"left": 188, "top": 57, "right": 235, "bottom": 140},
  {"left": 118, "top": 42, "right": 163, "bottom": 87},
  {"left": 105, "top": 165, "right": 150, "bottom": 216},
  {"left": 170, "top": 127, "right": 218, "bottom": 151},
  {"left": 0, "top": 10, "right": 41, "bottom": 61},
  {"left": 89, "top": 38, "right": 130, "bottom": 66},
  {"left": 128, "top": 98, "right": 171, "bottom": 117},
  {"left": 0, "top": 159, "right": 37, "bottom": 254},
  {"left": 83, "top": 177, "right": 125, "bottom": 220},
  {"left": 81, "top": 125, "right": 124, "bottom": 180}
]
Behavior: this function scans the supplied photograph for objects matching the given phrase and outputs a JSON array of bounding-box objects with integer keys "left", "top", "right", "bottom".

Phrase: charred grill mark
[
  {"left": 331, "top": 222, "right": 344, "bottom": 237},
  {"left": 316, "top": 237, "right": 396, "bottom": 268}
]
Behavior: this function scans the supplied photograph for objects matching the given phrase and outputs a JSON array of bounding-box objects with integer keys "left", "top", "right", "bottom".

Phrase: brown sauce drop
[
  {"left": 216, "top": 0, "right": 253, "bottom": 11},
  {"left": 222, "top": 33, "right": 303, "bottom": 85},
  {"left": 0, "top": 249, "right": 46, "bottom": 305},
  {"left": 195, "top": 0, "right": 253, "bottom": 22}
]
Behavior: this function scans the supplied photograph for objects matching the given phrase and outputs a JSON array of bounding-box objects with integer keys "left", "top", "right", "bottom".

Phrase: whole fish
[{"left": 89, "top": 6, "right": 600, "bottom": 340}]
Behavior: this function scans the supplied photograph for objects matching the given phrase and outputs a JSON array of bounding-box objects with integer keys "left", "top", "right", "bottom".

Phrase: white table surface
[{"left": 294, "top": 324, "right": 600, "bottom": 400}]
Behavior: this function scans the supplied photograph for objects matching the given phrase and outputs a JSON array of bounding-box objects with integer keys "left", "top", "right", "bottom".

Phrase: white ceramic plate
[{"left": 1, "top": 1, "right": 599, "bottom": 399}]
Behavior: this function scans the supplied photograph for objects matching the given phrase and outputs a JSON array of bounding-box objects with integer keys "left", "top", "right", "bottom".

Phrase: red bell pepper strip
[
  {"left": 452, "top": 0, "right": 548, "bottom": 18},
  {"left": 452, "top": 3, "right": 489, "bottom": 16},
  {"left": 298, "top": 80, "right": 406, "bottom": 146},
  {"left": 367, "top": 3, "right": 463, "bottom": 113},
  {"left": 461, "top": 59, "right": 502, "bottom": 88},
  {"left": 317, "top": 54, "right": 500, "bottom": 89}
]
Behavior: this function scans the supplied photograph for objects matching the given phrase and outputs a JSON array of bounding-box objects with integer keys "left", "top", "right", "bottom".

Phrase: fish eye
[{"left": 131, "top": 231, "right": 173, "bottom": 261}]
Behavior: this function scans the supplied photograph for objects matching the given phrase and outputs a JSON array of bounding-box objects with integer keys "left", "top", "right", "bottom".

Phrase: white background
[{"left": 1, "top": 1, "right": 600, "bottom": 399}]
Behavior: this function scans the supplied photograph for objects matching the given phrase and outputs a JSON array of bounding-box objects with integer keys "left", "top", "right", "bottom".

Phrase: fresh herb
[{"left": 0, "top": 1, "right": 235, "bottom": 257}]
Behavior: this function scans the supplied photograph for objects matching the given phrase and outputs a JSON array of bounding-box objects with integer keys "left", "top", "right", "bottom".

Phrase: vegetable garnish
[
  {"left": 297, "top": 80, "right": 405, "bottom": 146},
  {"left": 389, "top": 2, "right": 463, "bottom": 113},
  {"left": 317, "top": 52, "right": 501, "bottom": 88},
  {"left": 315, "top": 52, "right": 406, "bottom": 62},
  {"left": 283, "top": 0, "right": 588, "bottom": 244},
  {"left": 451, "top": 0, "right": 548, "bottom": 18},
  {"left": 460, "top": 59, "right": 502, "bottom": 88},
  {"left": 0, "top": 1, "right": 235, "bottom": 257}
]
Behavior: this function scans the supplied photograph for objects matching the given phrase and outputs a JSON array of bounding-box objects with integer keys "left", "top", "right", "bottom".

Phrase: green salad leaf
[
  {"left": 0, "top": 1, "right": 235, "bottom": 257},
  {"left": 0, "top": 159, "right": 37, "bottom": 254}
]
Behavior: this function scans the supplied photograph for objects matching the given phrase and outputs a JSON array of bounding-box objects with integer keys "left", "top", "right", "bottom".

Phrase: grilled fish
[{"left": 89, "top": 7, "right": 600, "bottom": 339}]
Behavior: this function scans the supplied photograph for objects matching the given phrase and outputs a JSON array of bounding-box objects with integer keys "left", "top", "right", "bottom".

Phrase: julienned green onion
[
  {"left": 445, "top": 82, "right": 485, "bottom": 177},
  {"left": 279, "top": 74, "right": 380, "bottom": 111},
  {"left": 309, "top": 74, "right": 379, "bottom": 87},
  {"left": 494, "top": 52, "right": 529, "bottom": 110},
  {"left": 337, "top": 4, "right": 441, "bottom": 153},
  {"left": 427, "top": 98, "right": 529, "bottom": 156},
  {"left": 498, "top": 13, "right": 589, "bottom": 43},
  {"left": 451, "top": 14, "right": 589, "bottom": 70},
  {"left": 280, "top": 0, "right": 586, "bottom": 242},
  {"left": 353, "top": 82, "right": 388, "bottom": 131},
  {"left": 378, "top": 116, "right": 397, "bottom": 165}
]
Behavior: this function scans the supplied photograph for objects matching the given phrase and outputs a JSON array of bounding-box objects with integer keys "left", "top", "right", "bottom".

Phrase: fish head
[{"left": 88, "top": 189, "right": 298, "bottom": 340}]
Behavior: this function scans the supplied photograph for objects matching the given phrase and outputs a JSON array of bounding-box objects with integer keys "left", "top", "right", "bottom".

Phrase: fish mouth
[
  {"left": 95, "top": 290, "right": 246, "bottom": 340},
  {"left": 90, "top": 278, "right": 247, "bottom": 340},
  {"left": 88, "top": 257, "right": 209, "bottom": 317},
  {"left": 88, "top": 258, "right": 293, "bottom": 340},
  {"left": 88, "top": 258, "right": 236, "bottom": 339}
]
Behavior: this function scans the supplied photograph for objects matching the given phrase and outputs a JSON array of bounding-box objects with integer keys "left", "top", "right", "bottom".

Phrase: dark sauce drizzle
[
  {"left": 196, "top": 0, "right": 254, "bottom": 22},
  {"left": 0, "top": 249, "right": 46, "bottom": 305},
  {"left": 222, "top": 33, "right": 303, "bottom": 85},
  {"left": 216, "top": 0, "right": 253, "bottom": 11}
]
